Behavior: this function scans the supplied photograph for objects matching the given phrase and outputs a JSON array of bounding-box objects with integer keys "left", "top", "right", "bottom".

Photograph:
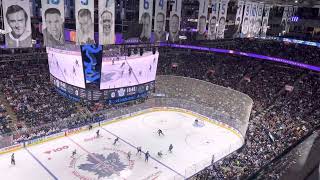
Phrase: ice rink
[{"left": 0, "top": 110, "right": 243, "bottom": 180}]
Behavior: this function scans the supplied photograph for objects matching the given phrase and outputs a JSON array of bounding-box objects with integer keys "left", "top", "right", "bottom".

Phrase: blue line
[
  {"left": 25, "top": 147, "right": 58, "bottom": 180},
  {"left": 100, "top": 127, "right": 185, "bottom": 179}
]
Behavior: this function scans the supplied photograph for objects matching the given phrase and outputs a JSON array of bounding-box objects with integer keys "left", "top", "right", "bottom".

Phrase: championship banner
[
  {"left": 196, "top": 0, "right": 208, "bottom": 40},
  {"left": 139, "top": 0, "right": 154, "bottom": 42},
  {"left": 208, "top": 0, "right": 219, "bottom": 40},
  {"left": 75, "top": 0, "right": 94, "bottom": 45},
  {"left": 261, "top": 4, "right": 271, "bottom": 38},
  {"left": 253, "top": 3, "right": 264, "bottom": 37},
  {"left": 169, "top": 0, "right": 182, "bottom": 42},
  {"left": 41, "top": 0, "right": 65, "bottom": 47},
  {"left": 235, "top": 0, "right": 244, "bottom": 25},
  {"left": 216, "top": 0, "right": 228, "bottom": 39},
  {"left": 286, "top": 6, "right": 293, "bottom": 32},
  {"left": 248, "top": 2, "right": 257, "bottom": 37},
  {"left": 154, "top": 0, "right": 167, "bottom": 42},
  {"left": 2, "top": 0, "right": 32, "bottom": 48},
  {"left": 99, "top": 0, "right": 115, "bottom": 45},
  {"left": 241, "top": 1, "right": 251, "bottom": 37},
  {"left": 281, "top": 7, "right": 289, "bottom": 34}
]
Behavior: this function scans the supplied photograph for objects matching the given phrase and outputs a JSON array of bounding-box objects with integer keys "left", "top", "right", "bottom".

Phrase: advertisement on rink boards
[
  {"left": 75, "top": 0, "right": 95, "bottom": 45},
  {"left": 41, "top": 0, "right": 65, "bottom": 47},
  {"left": 2, "top": 0, "right": 32, "bottom": 48},
  {"left": 154, "top": 0, "right": 167, "bottom": 42},
  {"left": 208, "top": 0, "right": 219, "bottom": 40},
  {"left": 99, "top": 0, "right": 115, "bottom": 45}
]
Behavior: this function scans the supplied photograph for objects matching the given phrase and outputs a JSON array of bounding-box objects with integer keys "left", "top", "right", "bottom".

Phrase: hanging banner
[
  {"left": 253, "top": 3, "right": 264, "bottom": 37},
  {"left": 261, "top": 4, "right": 271, "bottom": 38},
  {"left": 208, "top": 0, "right": 219, "bottom": 40},
  {"left": 196, "top": 0, "right": 208, "bottom": 40},
  {"left": 235, "top": 0, "right": 244, "bottom": 26},
  {"left": 41, "top": 0, "right": 65, "bottom": 47},
  {"left": 248, "top": 2, "right": 257, "bottom": 37},
  {"left": 75, "top": 0, "right": 94, "bottom": 45},
  {"left": 216, "top": 0, "right": 228, "bottom": 39},
  {"left": 241, "top": 1, "right": 251, "bottom": 37},
  {"left": 169, "top": 0, "right": 182, "bottom": 42},
  {"left": 99, "top": 0, "right": 115, "bottom": 45},
  {"left": 281, "top": 6, "right": 289, "bottom": 34},
  {"left": 286, "top": 6, "right": 294, "bottom": 32},
  {"left": 2, "top": 0, "right": 32, "bottom": 48},
  {"left": 139, "top": 0, "right": 154, "bottom": 42},
  {"left": 154, "top": 0, "right": 167, "bottom": 42}
]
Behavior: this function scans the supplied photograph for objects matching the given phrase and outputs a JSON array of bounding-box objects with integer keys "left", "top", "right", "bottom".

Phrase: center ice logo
[{"left": 78, "top": 153, "right": 127, "bottom": 178}]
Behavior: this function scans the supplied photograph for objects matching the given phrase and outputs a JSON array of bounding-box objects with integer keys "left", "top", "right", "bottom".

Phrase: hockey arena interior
[{"left": 0, "top": 0, "right": 320, "bottom": 179}]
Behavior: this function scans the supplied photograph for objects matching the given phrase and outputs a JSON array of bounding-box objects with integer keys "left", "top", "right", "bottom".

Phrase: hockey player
[
  {"left": 157, "top": 151, "right": 163, "bottom": 158},
  {"left": 145, "top": 151, "right": 150, "bottom": 162},
  {"left": 96, "top": 130, "right": 100, "bottom": 137},
  {"left": 113, "top": 137, "right": 119, "bottom": 145},
  {"left": 120, "top": 62, "right": 125, "bottom": 68},
  {"left": 157, "top": 129, "right": 164, "bottom": 136},
  {"left": 127, "top": 151, "right": 131, "bottom": 161},
  {"left": 71, "top": 149, "right": 77, "bottom": 158},
  {"left": 11, "top": 153, "right": 15, "bottom": 165},
  {"left": 168, "top": 144, "right": 173, "bottom": 153},
  {"left": 136, "top": 146, "right": 142, "bottom": 155}
]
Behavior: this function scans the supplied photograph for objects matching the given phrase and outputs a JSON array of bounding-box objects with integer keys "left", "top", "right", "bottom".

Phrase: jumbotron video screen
[
  {"left": 47, "top": 47, "right": 86, "bottom": 88},
  {"left": 100, "top": 52, "right": 159, "bottom": 90}
]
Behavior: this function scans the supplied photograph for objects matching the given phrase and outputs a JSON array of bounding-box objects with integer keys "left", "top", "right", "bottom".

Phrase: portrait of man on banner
[
  {"left": 154, "top": 12, "right": 167, "bottom": 42},
  {"left": 140, "top": 12, "right": 152, "bottom": 42},
  {"left": 77, "top": 8, "right": 95, "bottom": 45},
  {"left": 217, "top": 17, "right": 226, "bottom": 39},
  {"left": 43, "top": 8, "right": 65, "bottom": 46},
  {"left": 169, "top": 14, "right": 180, "bottom": 42},
  {"left": 4, "top": 4, "right": 32, "bottom": 48},
  {"left": 208, "top": 16, "right": 217, "bottom": 40},
  {"left": 100, "top": 9, "right": 114, "bottom": 44},
  {"left": 196, "top": 15, "right": 207, "bottom": 40}
]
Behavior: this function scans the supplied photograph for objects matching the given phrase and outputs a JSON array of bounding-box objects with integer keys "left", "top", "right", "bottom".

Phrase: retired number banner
[
  {"left": 154, "top": 0, "right": 167, "bottom": 42},
  {"left": 216, "top": 0, "right": 228, "bottom": 39},
  {"left": 208, "top": 0, "right": 219, "bottom": 40},
  {"left": 196, "top": 0, "right": 208, "bottom": 40},
  {"left": 75, "top": 0, "right": 95, "bottom": 45},
  {"left": 99, "top": 0, "right": 115, "bottom": 45},
  {"left": 241, "top": 1, "right": 251, "bottom": 37},
  {"left": 139, "top": 0, "right": 154, "bottom": 42},
  {"left": 261, "top": 4, "right": 271, "bottom": 38},
  {"left": 2, "top": 0, "right": 32, "bottom": 48},
  {"left": 41, "top": 0, "right": 65, "bottom": 47},
  {"left": 169, "top": 0, "right": 182, "bottom": 42}
]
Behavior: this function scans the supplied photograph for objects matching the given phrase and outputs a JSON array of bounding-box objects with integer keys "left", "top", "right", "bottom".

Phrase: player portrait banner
[
  {"left": 168, "top": 0, "right": 182, "bottom": 42},
  {"left": 281, "top": 6, "right": 288, "bottom": 34},
  {"left": 139, "top": 0, "right": 154, "bottom": 42},
  {"left": 154, "top": 0, "right": 167, "bottom": 42},
  {"left": 235, "top": 0, "right": 244, "bottom": 25},
  {"left": 99, "top": 0, "right": 115, "bottom": 45},
  {"left": 241, "top": 1, "right": 251, "bottom": 37},
  {"left": 261, "top": 4, "right": 271, "bottom": 38},
  {"left": 216, "top": 0, "right": 229, "bottom": 39},
  {"left": 208, "top": 0, "right": 219, "bottom": 40},
  {"left": 41, "top": 0, "right": 65, "bottom": 47},
  {"left": 75, "top": 0, "right": 94, "bottom": 45},
  {"left": 2, "top": 0, "right": 32, "bottom": 48},
  {"left": 248, "top": 2, "right": 257, "bottom": 37},
  {"left": 253, "top": 3, "right": 264, "bottom": 37},
  {"left": 196, "top": 0, "right": 208, "bottom": 40}
]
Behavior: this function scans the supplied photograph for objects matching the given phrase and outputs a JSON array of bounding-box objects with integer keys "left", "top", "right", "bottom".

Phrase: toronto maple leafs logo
[
  {"left": 117, "top": 88, "right": 125, "bottom": 97},
  {"left": 78, "top": 153, "right": 127, "bottom": 179}
]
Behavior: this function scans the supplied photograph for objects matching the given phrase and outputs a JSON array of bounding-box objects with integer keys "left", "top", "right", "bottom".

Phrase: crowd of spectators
[
  {"left": 0, "top": 104, "right": 11, "bottom": 134},
  {"left": 0, "top": 39, "right": 319, "bottom": 179}
]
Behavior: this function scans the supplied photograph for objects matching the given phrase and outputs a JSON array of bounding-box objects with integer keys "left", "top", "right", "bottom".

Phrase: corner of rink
[{"left": 0, "top": 107, "right": 245, "bottom": 180}]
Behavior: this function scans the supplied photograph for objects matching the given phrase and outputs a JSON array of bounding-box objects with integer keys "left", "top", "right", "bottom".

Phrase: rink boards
[{"left": 0, "top": 108, "right": 244, "bottom": 179}]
